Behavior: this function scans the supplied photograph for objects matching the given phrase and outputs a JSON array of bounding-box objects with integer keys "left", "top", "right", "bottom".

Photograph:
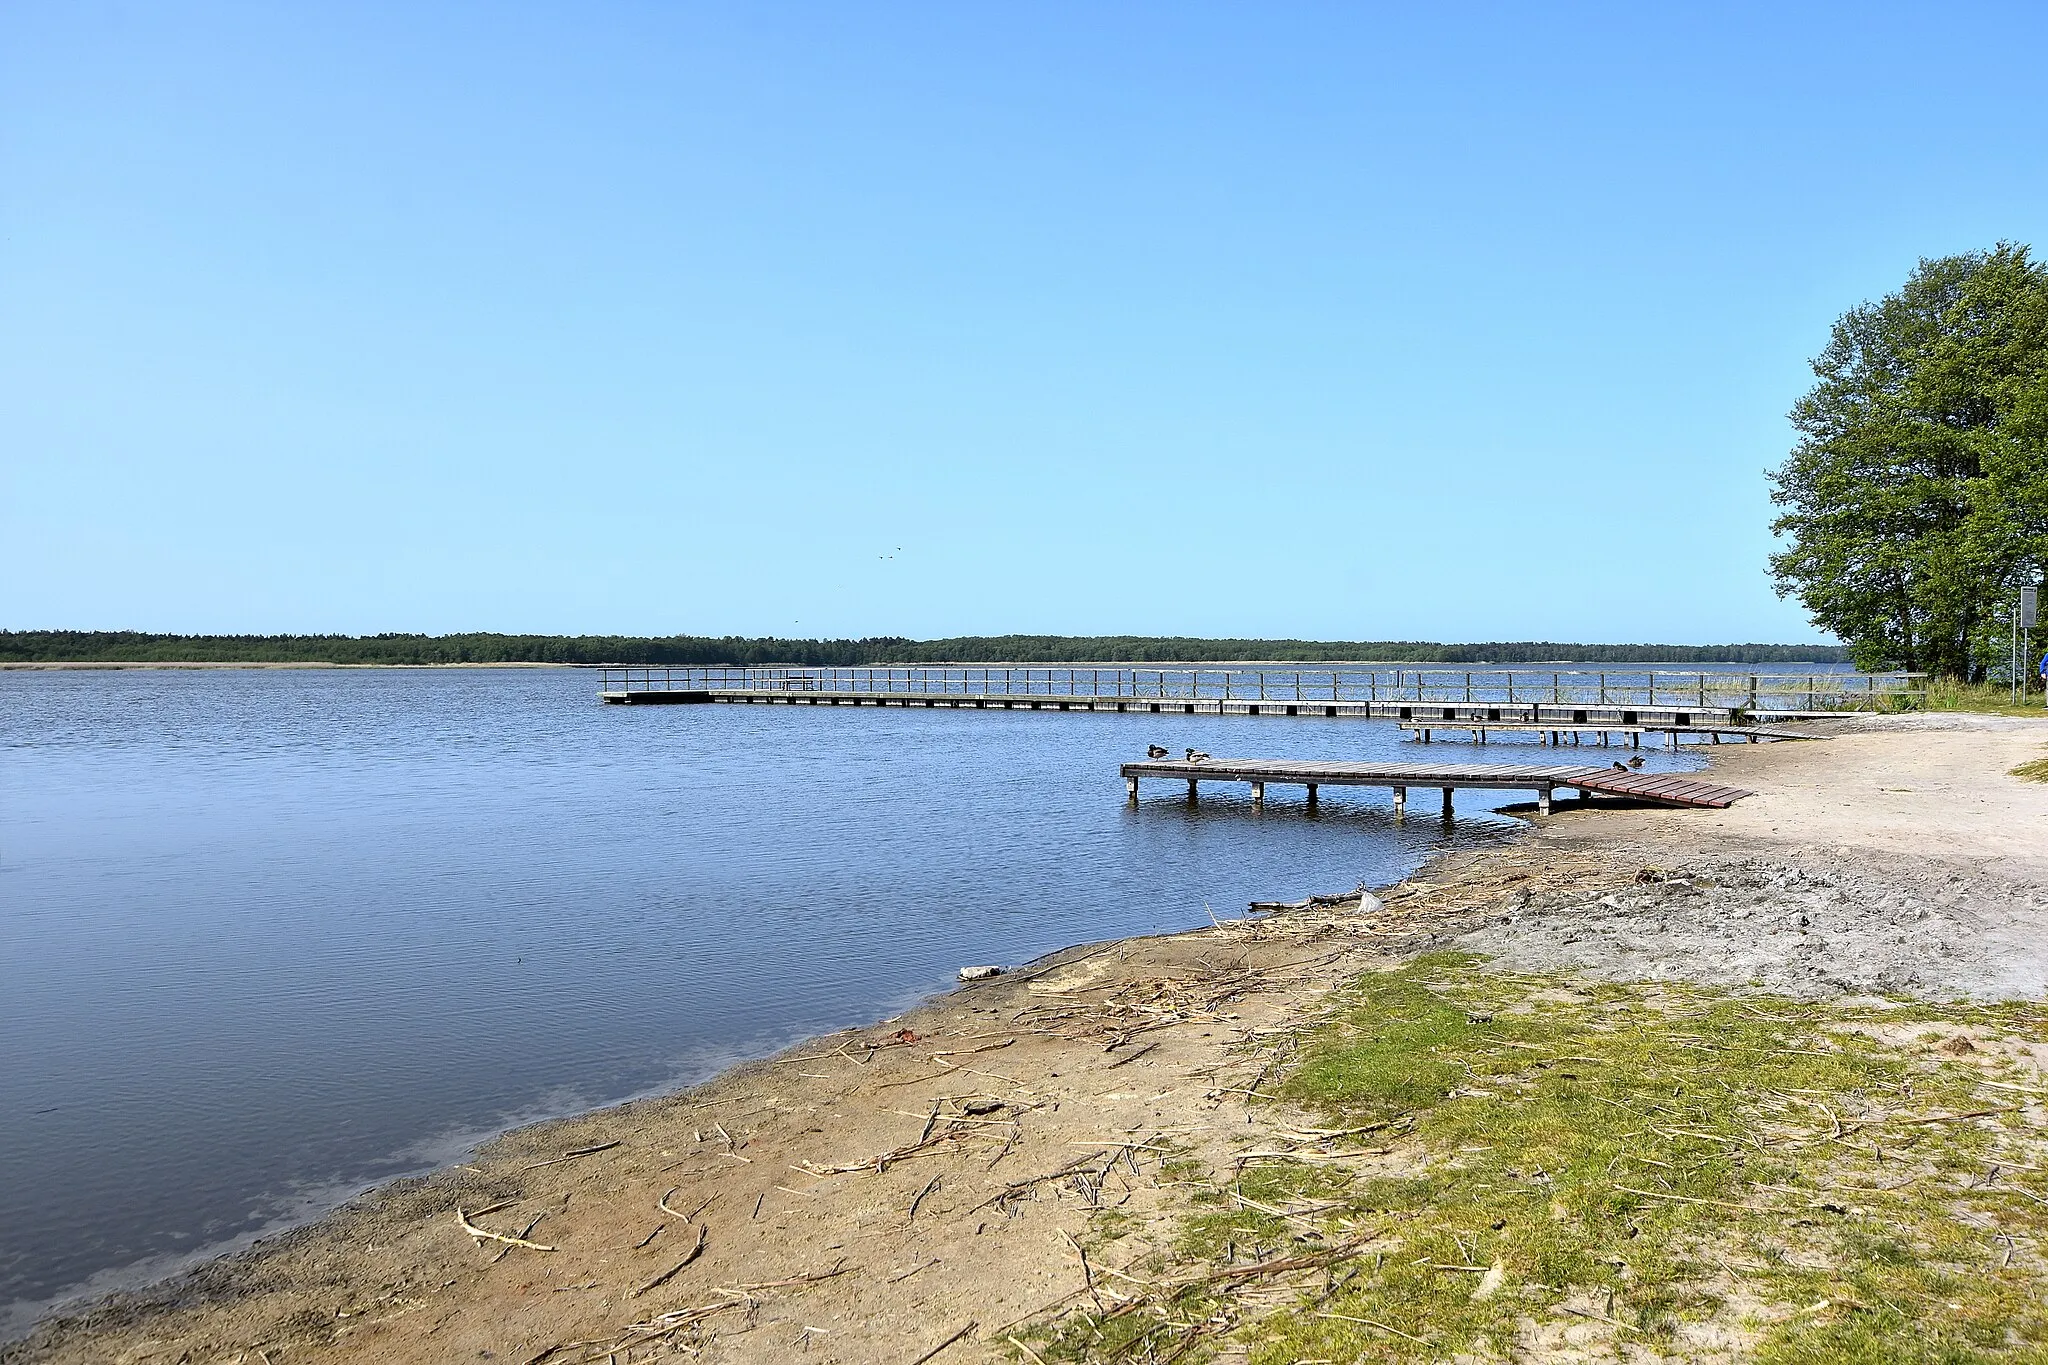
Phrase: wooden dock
[
  {"left": 1396, "top": 721, "right": 1826, "bottom": 747},
  {"left": 1118, "top": 757, "right": 1751, "bottom": 817},
  {"left": 598, "top": 665, "right": 1916, "bottom": 724},
  {"left": 606, "top": 684, "right": 1747, "bottom": 728},
  {"left": 701, "top": 693, "right": 1738, "bottom": 725}
]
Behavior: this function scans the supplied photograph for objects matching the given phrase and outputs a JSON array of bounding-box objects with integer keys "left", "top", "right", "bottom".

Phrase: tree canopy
[{"left": 1769, "top": 244, "right": 2048, "bottom": 678}]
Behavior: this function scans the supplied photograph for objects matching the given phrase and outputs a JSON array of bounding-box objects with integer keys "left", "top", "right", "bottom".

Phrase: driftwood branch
[{"left": 457, "top": 1207, "right": 558, "bottom": 1253}]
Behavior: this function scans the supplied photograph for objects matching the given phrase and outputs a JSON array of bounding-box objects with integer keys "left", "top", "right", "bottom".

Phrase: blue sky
[{"left": 3, "top": 3, "right": 2043, "bottom": 643}]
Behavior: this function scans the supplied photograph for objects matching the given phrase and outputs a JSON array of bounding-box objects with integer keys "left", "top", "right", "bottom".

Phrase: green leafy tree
[
  {"left": 1769, "top": 244, "right": 2048, "bottom": 678},
  {"left": 1959, "top": 252, "right": 2048, "bottom": 612}
]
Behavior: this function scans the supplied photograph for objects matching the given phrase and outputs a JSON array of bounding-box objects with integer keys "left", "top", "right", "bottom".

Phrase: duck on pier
[
  {"left": 1146, "top": 744, "right": 1169, "bottom": 758},
  {"left": 1628, "top": 754, "right": 1645, "bottom": 769},
  {"left": 1185, "top": 748, "right": 1211, "bottom": 763}
]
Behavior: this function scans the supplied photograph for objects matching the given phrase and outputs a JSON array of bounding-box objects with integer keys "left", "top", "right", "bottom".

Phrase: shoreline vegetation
[
  {"left": 0, "top": 631, "right": 1849, "bottom": 668},
  {"left": 10, "top": 711, "right": 2048, "bottom": 1363}
]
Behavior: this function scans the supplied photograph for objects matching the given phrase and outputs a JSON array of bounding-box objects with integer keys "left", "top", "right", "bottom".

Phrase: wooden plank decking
[
  {"left": 603, "top": 688, "right": 1749, "bottom": 727},
  {"left": 598, "top": 665, "right": 1920, "bottom": 716},
  {"left": 1119, "top": 757, "right": 1750, "bottom": 816},
  {"left": 1396, "top": 721, "right": 1825, "bottom": 745},
  {"left": 1572, "top": 769, "right": 1755, "bottom": 807}
]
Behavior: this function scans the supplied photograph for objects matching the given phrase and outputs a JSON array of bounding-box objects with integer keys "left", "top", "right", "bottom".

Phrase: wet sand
[{"left": 8, "top": 712, "right": 2046, "bottom": 1365}]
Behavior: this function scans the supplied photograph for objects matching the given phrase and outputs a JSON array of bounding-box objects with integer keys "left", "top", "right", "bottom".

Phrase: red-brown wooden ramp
[{"left": 1564, "top": 768, "right": 1751, "bottom": 808}]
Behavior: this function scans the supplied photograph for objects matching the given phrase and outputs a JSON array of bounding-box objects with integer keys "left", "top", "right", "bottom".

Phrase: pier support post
[
  {"left": 1251, "top": 780, "right": 1264, "bottom": 808},
  {"left": 1306, "top": 783, "right": 1318, "bottom": 809},
  {"left": 1539, "top": 787, "right": 1552, "bottom": 816},
  {"left": 1441, "top": 787, "right": 1454, "bottom": 818},
  {"left": 1392, "top": 786, "right": 1406, "bottom": 818},
  {"left": 1126, "top": 775, "right": 1139, "bottom": 804},
  {"left": 1187, "top": 779, "right": 1199, "bottom": 803}
]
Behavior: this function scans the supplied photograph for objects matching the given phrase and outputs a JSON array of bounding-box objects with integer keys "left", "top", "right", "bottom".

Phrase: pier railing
[{"left": 596, "top": 665, "right": 1920, "bottom": 712}]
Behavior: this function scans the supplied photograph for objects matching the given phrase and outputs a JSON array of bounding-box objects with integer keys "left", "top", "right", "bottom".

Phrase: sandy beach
[{"left": 9, "top": 712, "right": 2048, "bottom": 1365}]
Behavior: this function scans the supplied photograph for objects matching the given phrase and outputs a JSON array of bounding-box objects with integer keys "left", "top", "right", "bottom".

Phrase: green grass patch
[
  {"left": 1028, "top": 955, "right": 2048, "bottom": 1363},
  {"left": 1920, "top": 677, "right": 2048, "bottom": 718},
  {"left": 2012, "top": 752, "right": 2048, "bottom": 782}
]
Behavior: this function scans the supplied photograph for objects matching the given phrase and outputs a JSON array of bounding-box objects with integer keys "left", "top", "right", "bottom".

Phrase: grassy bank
[
  {"left": 1921, "top": 677, "right": 2048, "bottom": 719},
  {"left": 1034, "top": 954, "right": 2048, "bottom": 1363}
]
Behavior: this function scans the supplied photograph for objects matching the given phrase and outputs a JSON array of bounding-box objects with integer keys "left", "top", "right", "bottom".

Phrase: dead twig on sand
[
  {"left": 972, "top": 1151, "right": 1110, "bottom": 1213},
  {"left": 564, "top": 1261, "right": 858, "bottom": 1363},
  {"left": 1062, "top": 1229, "right": 1109, "bottom": 1313},
  {"left": 1314, "top": 1309, "right": 1432, "bottom": 1345},
  {"left": 730, "top": 1259, "right": 858, "bottom": 1291},
  {"left": 1233, "top": 1145, "right": 1395, "bottom": 1170},
  {"left": 1036, "top": 1236, "right": 1373, "bottom": 1338},
  {"left": 630, "top": 1223, "right": 708, "bottom": 1298},
  {"left": 1178, "top": 1237, "right": 1372, "bottom": 1292},
  {"left": 998, "top": 943, "right": 1119, "bottom": 987},
  {"left": 1104, "top": 1040, "right": 1161, "bottom": 1069},
  {"left": 519, "top": 1140, "right": 621, "bottom": 1172},
  {"left": 607, "top": 1298, "right": 746, "bottom": 1353},
  {"left": 457, "top": 1207, "right": 557, "bottom": 1253},
  {"left": 802, "top": 1129, "right": 976, "bottom": 1175},
  {"left": 490, "top": 1211, "right": 550, "bottom": 1264},
  {"left": 932, "top": 1038, "right": 1017, "bottom": 1057},
  {"left": 1009, "top": 972, "right": 1256, "bottom": 1051},
  {"left": 907, "top": 1320, "right": 980, "bottom": 1365},
  {"left": 806, "top": 1106, "right": 1020, "bottom": 1175},
  {"left": 657, "top": 1186, "right": 714, "bottom": 1221}
]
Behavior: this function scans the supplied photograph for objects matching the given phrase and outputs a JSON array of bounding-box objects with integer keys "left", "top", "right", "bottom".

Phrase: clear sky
[{"left": 3, "top": 3, "right": 2044, "bottom": 643}]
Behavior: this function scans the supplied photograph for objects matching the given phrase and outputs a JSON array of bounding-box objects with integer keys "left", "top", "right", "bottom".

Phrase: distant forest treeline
[{"left": 3, "top": 632, "right": 1850, "bottom": 666}]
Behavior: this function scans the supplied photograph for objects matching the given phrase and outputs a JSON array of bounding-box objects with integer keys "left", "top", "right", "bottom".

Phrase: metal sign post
[{"left": 2024, "top": 585, "right": 2039, "bottom": 704}]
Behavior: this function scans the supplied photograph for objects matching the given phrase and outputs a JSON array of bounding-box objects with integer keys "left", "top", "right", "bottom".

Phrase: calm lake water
[{"left": 0, "top": 667, "right": 1717, "bottom": 1331}]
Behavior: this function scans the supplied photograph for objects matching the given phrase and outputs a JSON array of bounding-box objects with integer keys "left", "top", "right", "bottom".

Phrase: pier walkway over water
[
  {"left": 1396, "top": 720, "right": 1829, "bottom": 747},
  {"left": 1119, "top": 756, "right": 1753, "bottom": 818},
  {"left": 597, "top": 664, "right": 1912, "bottom": 726}
]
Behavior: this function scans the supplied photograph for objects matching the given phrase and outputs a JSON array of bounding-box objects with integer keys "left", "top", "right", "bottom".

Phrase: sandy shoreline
[{"left": 8, "top": 713, "right": 2047, "bottom": 1364}]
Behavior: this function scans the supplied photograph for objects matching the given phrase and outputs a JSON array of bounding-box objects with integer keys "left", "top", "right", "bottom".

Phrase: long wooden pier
[
  {"left": 617, "top": 689, "right": 1745, "bottom": 726},
  {"left": 1119, "top": 757, "right": 1751, "bottom": 817}
]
